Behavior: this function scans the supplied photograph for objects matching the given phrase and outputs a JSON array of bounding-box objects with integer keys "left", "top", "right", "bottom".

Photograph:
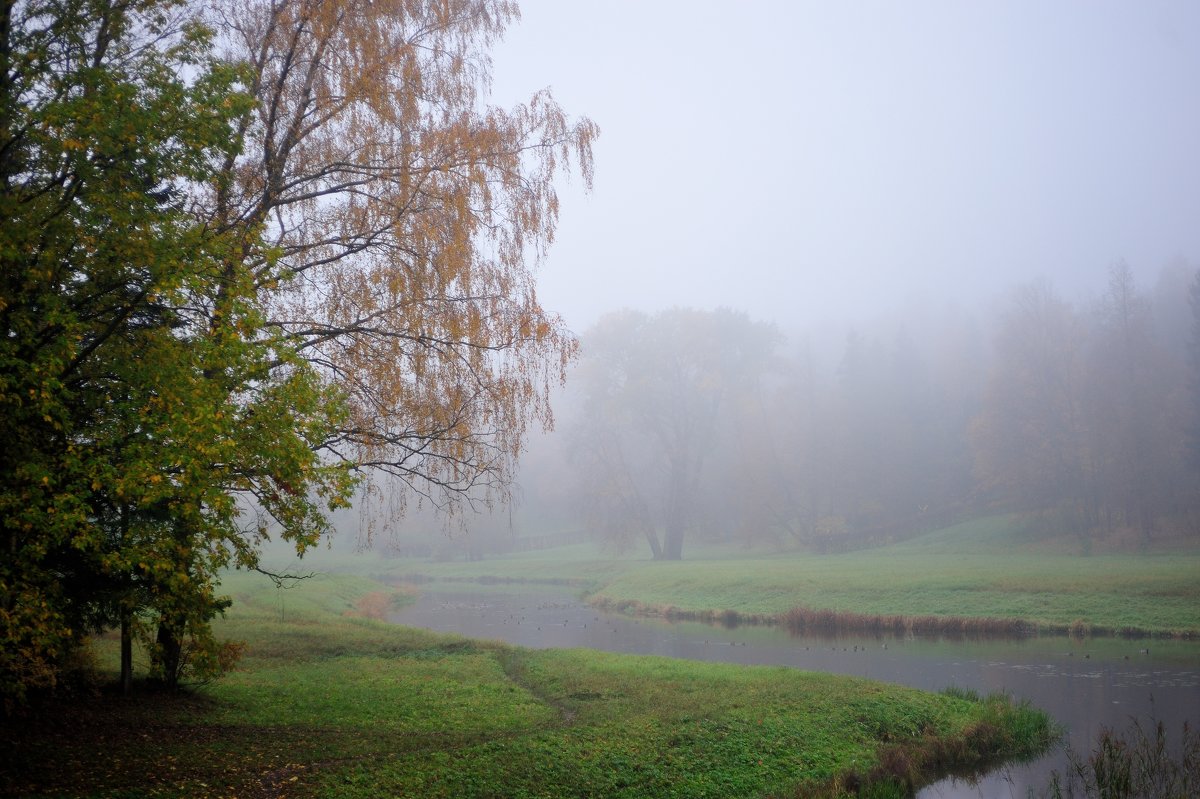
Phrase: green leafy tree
[
  {"left": 2, "top": 0, "right": 594, "bottom": 705},
  {"left": 0, "top": 0, "right": 353, "bottom": 704}
]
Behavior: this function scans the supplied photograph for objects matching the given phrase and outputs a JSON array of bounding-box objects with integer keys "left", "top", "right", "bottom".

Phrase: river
[{"left": 387, "top": 583, "right": 1200, "bottom": 798}]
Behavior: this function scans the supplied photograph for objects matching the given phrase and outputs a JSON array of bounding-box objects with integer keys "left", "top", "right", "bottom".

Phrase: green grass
[
  {"left": 312, "top": 515, "right": 1200, "bottom": 636},
  {"left": 589, "top": 548, "right": 1200, "bottom": 635},
  {"left": 3, "top": 570, "right": 1054, "bottom": 799},
  {"left": 306, "top": 541, "right": 638, "bottom": 586},
  {"left": 590, "top": 517, "right": 1200, "bottom": 635}
]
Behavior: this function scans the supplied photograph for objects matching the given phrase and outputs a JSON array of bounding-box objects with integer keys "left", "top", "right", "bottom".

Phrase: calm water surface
[{"left": 387, "top": 583, "right": 1200, "bottom": 798}]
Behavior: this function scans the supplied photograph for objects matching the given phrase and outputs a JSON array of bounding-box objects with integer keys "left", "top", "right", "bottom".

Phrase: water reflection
[{"left": 387, "top": 584, "right": 1200, "bottom": 799}]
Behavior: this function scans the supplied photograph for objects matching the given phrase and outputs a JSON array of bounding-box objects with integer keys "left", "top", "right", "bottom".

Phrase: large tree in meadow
[
  {"left": 572, "top": 309, "right": 777, "bottom": 560},
  {"left": 0, "top": 0, "right": 595, "bottom": 703},
  {"left": 152, "top": 0, "right": 596, "bottom": 680}
]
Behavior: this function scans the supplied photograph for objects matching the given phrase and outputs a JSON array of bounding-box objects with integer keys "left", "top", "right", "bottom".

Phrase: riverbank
[
  {"left": 2, "top": 571, "right": 1054, "bottom": 799},
  {"left": 386, "top": 580, "right": 1200, "bottom": 798},
  {"left": 315, "top": 516, "right": 1200, "bottom": 638},
  {"left": 588, "top": 517, "right": 1200, "bottom": 638}
]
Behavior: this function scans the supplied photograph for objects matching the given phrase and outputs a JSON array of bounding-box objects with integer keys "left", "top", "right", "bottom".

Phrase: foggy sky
[{"left": 489, "top": 1, "right": 1200, "bottom": 332}]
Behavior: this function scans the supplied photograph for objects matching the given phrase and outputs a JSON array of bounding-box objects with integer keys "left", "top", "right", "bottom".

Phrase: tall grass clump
[
  {"left": 798, "top": 691, "right": 1057, "bottom": 798},
  {"left": 1045, "top": 719, "right": 1200, "bottom": 798}
]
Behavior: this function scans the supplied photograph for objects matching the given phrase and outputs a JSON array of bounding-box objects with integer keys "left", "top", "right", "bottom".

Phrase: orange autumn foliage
[{"left": 206, "top": 0, "right": 597, "bottom": 525}]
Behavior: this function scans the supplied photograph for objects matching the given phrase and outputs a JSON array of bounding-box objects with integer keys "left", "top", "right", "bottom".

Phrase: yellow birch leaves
[{"left": 210, "top": 0, "right": 596, "bottom": 520}]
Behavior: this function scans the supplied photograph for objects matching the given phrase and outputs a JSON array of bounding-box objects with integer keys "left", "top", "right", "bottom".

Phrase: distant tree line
[
  {"left": 971, "top": 261, "right": 1196, "bottom": 547},
  {"left": 565, "top": 261, "right": 1200, "bottom": 558}
]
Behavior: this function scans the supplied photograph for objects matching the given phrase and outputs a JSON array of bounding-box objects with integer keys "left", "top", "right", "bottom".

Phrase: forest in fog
[{"left": 371, "top": 258, "right": 1200, "bottom": 560}]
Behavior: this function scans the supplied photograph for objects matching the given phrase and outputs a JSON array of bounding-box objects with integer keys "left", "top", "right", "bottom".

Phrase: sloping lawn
[{"left": 2, "top": 570, "right": 1053, "bottom": 799}]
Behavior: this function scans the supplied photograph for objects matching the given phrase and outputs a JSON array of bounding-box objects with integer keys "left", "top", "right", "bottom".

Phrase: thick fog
[
  {"left": 490, "top": 1, "right": 1200, "bottom": 332},
  {"left": 365, "top": 261, "right": 1200, "bottom": 561},
  {"left": 327, "top": 2, "right": 1200, "bottom": 557}
]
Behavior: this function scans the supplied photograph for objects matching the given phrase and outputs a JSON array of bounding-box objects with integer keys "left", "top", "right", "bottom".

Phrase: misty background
[
  {"left": 333, "top": 1, "right": 1200, "bottom": 557},
  {"left": 492, "top": 0, "right": 1200, "bottom": 331}
]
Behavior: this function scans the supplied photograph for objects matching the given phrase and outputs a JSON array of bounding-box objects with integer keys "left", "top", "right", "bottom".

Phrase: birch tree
[
  {"left": 206, "top": 0, "right": 597, "bottom": 518},
  {"left": 0, "top": 0, "right": 595, "bottom": 702}
]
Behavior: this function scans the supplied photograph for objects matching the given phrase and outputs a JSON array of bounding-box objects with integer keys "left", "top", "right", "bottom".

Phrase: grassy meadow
[
  {"left": 3, "top": 570, "right": 1054, "bottom": 799},
  {"left": 317, "top": 515, "right": 1200, "bottom": 637}
]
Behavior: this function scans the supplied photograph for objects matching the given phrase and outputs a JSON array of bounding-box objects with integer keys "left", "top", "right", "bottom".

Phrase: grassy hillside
[
  {"left": 590, "top": 542, "right": 1200, "bottom": 636},
  {"left": 303, "top": 515, "right": 1200, "bottom": 636},
  {"left": 3, "top": 570, "right": 1053, "bottom": 799}
]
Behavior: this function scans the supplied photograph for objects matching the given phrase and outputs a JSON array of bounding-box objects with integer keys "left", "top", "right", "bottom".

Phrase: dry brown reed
[
  {"left": 780, "top": 605, "right": 1030, "bottom": 638},
  {"left": 587, "top": 597, "right": 1192, "bottom": 639}
]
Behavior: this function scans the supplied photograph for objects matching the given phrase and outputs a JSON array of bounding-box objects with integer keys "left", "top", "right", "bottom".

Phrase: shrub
[{"left": 1046, "top": 719, "right": 1200, "bottom": 799}]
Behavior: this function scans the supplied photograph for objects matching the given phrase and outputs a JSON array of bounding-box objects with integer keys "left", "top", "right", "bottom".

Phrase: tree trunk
[
  {"left": 155, "top": 619, "right": 182, "bottom": 692},
  {"left": 663, "top": 518, "right": 684, "bottom": 560},
  {"left": 120, "top": 612, "right": 132, "bottom": 696},
  {"left": 119, "top": 505, "right": 134, "bottom": 695},
  {"left": 643, "top": 526, "right": 663, "bottom": 560},
  {"left": 662, "top": 460, "right": 688, "bottom": 560}
]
